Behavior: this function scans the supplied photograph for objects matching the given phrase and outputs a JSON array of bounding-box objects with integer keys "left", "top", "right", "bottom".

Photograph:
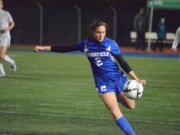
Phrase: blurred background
[
  {"left": 0, "top": 1, "right": 180, "bottom": 135},
  {"left": 3, "top": 0, "right": 180, "bottom": 47}
]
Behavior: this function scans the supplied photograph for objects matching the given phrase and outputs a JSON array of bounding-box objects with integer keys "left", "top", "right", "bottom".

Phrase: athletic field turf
[{"left": 0, "top": 51, "right": 180, "bottom": 135}]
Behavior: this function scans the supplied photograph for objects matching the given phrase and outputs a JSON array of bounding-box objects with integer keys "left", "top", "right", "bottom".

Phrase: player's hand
[
  {"left": 34, "top": 46, "right": 44, "bottom": 52},
  {"left": 34, "top": 45, "right": 51, "bottom": 52},
  {"left": 138, "top": 79, "right": 146, "bottom": 86}
]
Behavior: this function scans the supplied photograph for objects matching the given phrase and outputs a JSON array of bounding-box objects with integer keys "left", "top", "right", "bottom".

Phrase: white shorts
[{"left": 0, "top": 36, "right": 11, "bottom": 47}]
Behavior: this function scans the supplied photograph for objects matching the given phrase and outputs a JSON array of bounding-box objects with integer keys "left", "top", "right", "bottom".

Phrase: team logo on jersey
[
  {"left": 100, "top": 85, "right": 107, "bottom": 92},
  {"left": 106, "top": 46, "right": 111, "bottom": 51},
  {"left": 84, "top": 44, "right": 112, "bottom": 58},
  {"left": 86, "top": 52, "right": 110, "bottom": 57}
]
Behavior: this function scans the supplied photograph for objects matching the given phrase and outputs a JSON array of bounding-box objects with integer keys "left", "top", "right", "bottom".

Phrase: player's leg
[
  {"left": 118, "top": 92, "right": 136, "bottom": 109},
  {"left": 100, "top": 92, "right": 122, "bottom": 119},
  {"left": 135, "top": 32, "right": 140, "bottom": 50},
  {"left": 115, "top": 73, "right": 136, "bottom": 110},
  {"left": 0, "top": 47, "right": 6, "bottom": 76},
  {"left": 159, "top": 39, "right": 164, "bottom": 51},
  {"left": 4, "top": 54, "right": 17, "bottom": 72},
  {"left": 100, "top": 92, "right": 136, "bottom": 135},
  {"left": 0, "top": 46, "right": 16, "bottom": 72},
  {"left": 141, "top": 32, "right": 146, "bottom": 51}
]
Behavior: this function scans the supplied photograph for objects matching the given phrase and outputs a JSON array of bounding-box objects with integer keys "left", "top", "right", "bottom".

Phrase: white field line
[{"left": 0, "top": 110, "right": 179, "bottom": 126}]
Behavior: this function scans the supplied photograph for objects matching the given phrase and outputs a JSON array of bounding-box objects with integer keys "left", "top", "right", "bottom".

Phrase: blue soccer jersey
[
  {"left": 76, "top": 37, "right": 121, "bottom": 79},
  {"left": 75, "top": 37, "right": 128, "bottom": 94}
]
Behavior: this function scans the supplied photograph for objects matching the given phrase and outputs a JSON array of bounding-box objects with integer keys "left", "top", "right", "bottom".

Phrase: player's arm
[
  {"left": 34, "top": 46, "right": 51, "bottom": 52},
  {"left": 8, "top": 20, "right": 15, "bottom": 31},
  {"left": 0, "top": 20, "right": 15, "bottom": 33},
  {"left": 115, "top": 55, "right": 146, "bottom": 85},
  {"left": 115, "top": 55, "right": 132, "bottom": 73},
  {"left": 34, "top": 45, "right": 79, "bottom": 52}
]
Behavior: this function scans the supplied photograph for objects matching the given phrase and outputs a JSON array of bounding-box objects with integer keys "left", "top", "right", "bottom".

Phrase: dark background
[{"left": 3, "top": 0, "right": 180, "bottom": 46}]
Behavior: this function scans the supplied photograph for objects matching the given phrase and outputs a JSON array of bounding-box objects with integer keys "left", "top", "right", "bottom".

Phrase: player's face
[
  {"left": 0, "top": 1, "right": 3, "bottom": 10},
  {"left": 92, "top": 25, "right": 106, "bottom": 42}
]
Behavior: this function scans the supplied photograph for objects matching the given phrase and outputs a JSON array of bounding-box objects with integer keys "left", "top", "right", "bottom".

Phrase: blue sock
[{"left": 116, "top": 116, "right": 136, "bottom": 135}]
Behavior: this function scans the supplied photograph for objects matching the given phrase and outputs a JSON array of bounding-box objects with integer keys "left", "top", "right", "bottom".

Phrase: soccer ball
[{"left": 124, "top": 80, "right": 144, "bottom": 100}]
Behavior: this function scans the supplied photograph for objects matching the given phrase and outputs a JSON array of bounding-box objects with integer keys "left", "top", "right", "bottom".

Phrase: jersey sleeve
[
  {"left": 51, "top": 40, "right": 85, "bottom": 52},
  {"left": 74, "top": 40, "right": 85, "bottom": 52},
  {"left": 7, "top": 12, "right": 13, "bottom": 22},
  {"left": 110, "top": 40, "right": 121, "bottom": 56}
]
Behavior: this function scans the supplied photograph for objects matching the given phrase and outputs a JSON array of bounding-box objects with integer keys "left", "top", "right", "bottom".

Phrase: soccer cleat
[
  {"left": 0, "top": 74, "right": 6, "bottom": 77},
  {"left": 0, "top": 64, "right": 6, "bottom": 77},
  {"left": 11, "top": 63, "right": 17, "bottom": 72},
  {"left": 0, "top": 71, "right": 6, "bottom": 77}
]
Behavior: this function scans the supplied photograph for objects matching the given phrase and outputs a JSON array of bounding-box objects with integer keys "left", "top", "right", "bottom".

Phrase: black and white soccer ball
[{"left": 124, "top": 80, "right": 144, "bottom": 100}]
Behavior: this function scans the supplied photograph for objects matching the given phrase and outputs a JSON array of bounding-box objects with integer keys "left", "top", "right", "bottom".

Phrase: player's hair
[{"left": 90, "top": 20, "right": 108, "bottom": 32}]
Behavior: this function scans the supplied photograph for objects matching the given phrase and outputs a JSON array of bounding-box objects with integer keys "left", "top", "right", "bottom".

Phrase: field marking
[{"left": 0, "top": 110, "right": 179, "bottom": 126}]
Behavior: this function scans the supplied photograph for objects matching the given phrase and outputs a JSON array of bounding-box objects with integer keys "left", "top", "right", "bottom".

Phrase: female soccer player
[
  {"left": 35, "top": 20, "right": 146, "bottom": 135},
  {"left": 0, "top": 0, "right": 16, "bottom": 77}
]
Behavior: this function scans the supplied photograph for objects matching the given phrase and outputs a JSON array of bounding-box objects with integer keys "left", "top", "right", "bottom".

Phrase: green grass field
[{"left": 0, "top": 51, "right": 180, "bottom": 135}]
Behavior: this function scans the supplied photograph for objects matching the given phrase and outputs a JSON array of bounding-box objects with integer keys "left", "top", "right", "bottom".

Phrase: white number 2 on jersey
[{"left": 95, "top": 57, "right": 103, "bottom": 66}]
